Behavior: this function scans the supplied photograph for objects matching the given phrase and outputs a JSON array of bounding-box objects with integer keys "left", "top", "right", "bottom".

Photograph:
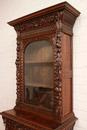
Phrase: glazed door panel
[{"left": 25, "top": 40, "right": 54, "bottom": 110}]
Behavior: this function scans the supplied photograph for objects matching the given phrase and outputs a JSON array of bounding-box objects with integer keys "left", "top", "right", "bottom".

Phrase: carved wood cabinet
[{"left": 1, "top": 2, "right": 80, "bottom": 130}]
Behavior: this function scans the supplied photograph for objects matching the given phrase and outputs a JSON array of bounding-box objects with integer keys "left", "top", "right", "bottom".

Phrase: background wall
[{"left": 0, "top": 0, "right": 87, "bottom": 130}]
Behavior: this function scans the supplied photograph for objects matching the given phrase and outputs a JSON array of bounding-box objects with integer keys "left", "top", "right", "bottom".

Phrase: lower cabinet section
[
  {"left": 1, "top": 109, "right": 76, "bottom": 130},
  {"left": 2, "top": 116, "right": 76, "bottom": 130}
]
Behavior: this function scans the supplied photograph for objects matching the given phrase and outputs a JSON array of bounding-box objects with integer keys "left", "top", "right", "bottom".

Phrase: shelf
[
  {"left": 25, "top": 61, "right": 53, "bottom": 64},
  {"left": 25, "top": 83, "right": 53, "bottom": 88}
]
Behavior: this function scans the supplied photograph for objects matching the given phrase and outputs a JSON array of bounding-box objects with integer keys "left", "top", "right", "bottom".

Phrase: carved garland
[
  {"left": 15, "top": 37, "right": 21, "bottom": 103},
  {"left": 20, "top": 39, "right": 25, "bottom": 102},
  {"left": 16, "top": 37, "right": 25, "bottom": 103},
  {"left": 53, "top": 12, "right": 63, "bottom": 119},
  {"left": 16, "top": 12, "right": 58, "bottom": 33}
]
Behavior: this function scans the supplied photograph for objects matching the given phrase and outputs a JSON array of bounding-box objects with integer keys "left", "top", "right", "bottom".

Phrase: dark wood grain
[{"left": 1, "top": 1, "right": 80, "bottom": 130}]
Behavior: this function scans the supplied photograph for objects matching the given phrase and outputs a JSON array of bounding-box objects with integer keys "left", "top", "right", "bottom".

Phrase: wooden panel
[
  {"left": 63, "top": 78, "right": 71, "bottom": 115},
  {"left": 62, "top": 33, "right": 72, "bottom": 116}
]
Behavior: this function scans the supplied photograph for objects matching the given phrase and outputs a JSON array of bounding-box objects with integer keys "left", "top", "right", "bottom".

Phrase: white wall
[{"left": 0, "top": 0, "right": 87, "bottom": 130}]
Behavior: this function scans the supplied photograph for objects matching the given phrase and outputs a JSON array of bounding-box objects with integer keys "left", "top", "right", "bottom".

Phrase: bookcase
[{"left": 1, "top": 2, "right": 80, "bottom": 130}]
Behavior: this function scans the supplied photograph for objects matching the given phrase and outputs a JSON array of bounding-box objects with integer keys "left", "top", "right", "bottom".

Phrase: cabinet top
[{"left": 8, "top": 1, "right": 80, "bottom": 26}]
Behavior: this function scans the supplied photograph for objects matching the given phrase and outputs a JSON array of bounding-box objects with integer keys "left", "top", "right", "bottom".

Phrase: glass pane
[{"left": 25, "top": 40, "right": 53, "bottom": 110}]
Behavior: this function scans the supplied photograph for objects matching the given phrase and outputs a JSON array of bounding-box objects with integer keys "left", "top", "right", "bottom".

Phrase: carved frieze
[{"left": 14, "top": 12, "right": 58, "bottom": 33}]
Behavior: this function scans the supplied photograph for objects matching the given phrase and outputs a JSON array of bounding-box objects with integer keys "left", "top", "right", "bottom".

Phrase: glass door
[{"left": 25, "top": 40, "right": 54, "bottom": 110}]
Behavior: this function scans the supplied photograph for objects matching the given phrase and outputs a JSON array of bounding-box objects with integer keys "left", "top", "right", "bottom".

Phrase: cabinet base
[{"left": 1, "top": 109, "right": 76, "bottom": 130}]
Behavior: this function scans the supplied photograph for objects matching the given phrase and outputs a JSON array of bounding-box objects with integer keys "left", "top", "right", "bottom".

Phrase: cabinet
[{"left": 1, "top": 2, "right": 80, "bottom": 130}]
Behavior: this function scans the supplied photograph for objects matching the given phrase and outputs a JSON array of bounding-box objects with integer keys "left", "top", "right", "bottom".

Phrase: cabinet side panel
[{"left": 62, "top": 33, "right": 72, "bottom": 117}]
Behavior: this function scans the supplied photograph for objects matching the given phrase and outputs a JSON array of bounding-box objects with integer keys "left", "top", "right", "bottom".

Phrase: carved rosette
[{"left": 53, "top": 12, "right": 63, "bottom": 119}]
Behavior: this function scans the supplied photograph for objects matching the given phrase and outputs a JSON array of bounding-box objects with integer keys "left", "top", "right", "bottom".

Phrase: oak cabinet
[{"left": 1, "top": 2, "right": 80, "bottom": 130}]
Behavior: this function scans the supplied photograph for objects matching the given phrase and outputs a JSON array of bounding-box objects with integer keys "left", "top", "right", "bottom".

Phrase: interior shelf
[
  {"left": 25, "top": 83, "right": 53, "bottom": 88},
  {"left": 25, "top": 61, "right": 53, "bottom": 64}
]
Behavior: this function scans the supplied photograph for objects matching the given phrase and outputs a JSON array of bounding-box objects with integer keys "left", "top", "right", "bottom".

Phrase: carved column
[
  {"left": 53, "top": 12, "right": 63, "bottom": 120},
  {"left": 15, "top": 26, "right": 25, "bottom": 104}
]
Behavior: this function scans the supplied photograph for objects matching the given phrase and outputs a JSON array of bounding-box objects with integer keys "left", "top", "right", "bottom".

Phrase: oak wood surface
[{"left": 1, "top": 1, "right": 80, "bottom": 130}]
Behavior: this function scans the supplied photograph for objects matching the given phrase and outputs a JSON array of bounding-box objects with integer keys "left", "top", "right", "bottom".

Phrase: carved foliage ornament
[
  {"left": 15, "top": 12, "right": 59, "bottom": 32},
  {"left": 53, "top": 12, "right": 63, "bottom": 118},
  {"left": 16, "top": 37, "right": 25, "bottom": 104}
]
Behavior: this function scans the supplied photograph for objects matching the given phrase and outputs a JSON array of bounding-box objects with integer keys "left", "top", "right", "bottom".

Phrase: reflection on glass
[{"left": 25, "top": 40, "right": 53, "bottom": 110}]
